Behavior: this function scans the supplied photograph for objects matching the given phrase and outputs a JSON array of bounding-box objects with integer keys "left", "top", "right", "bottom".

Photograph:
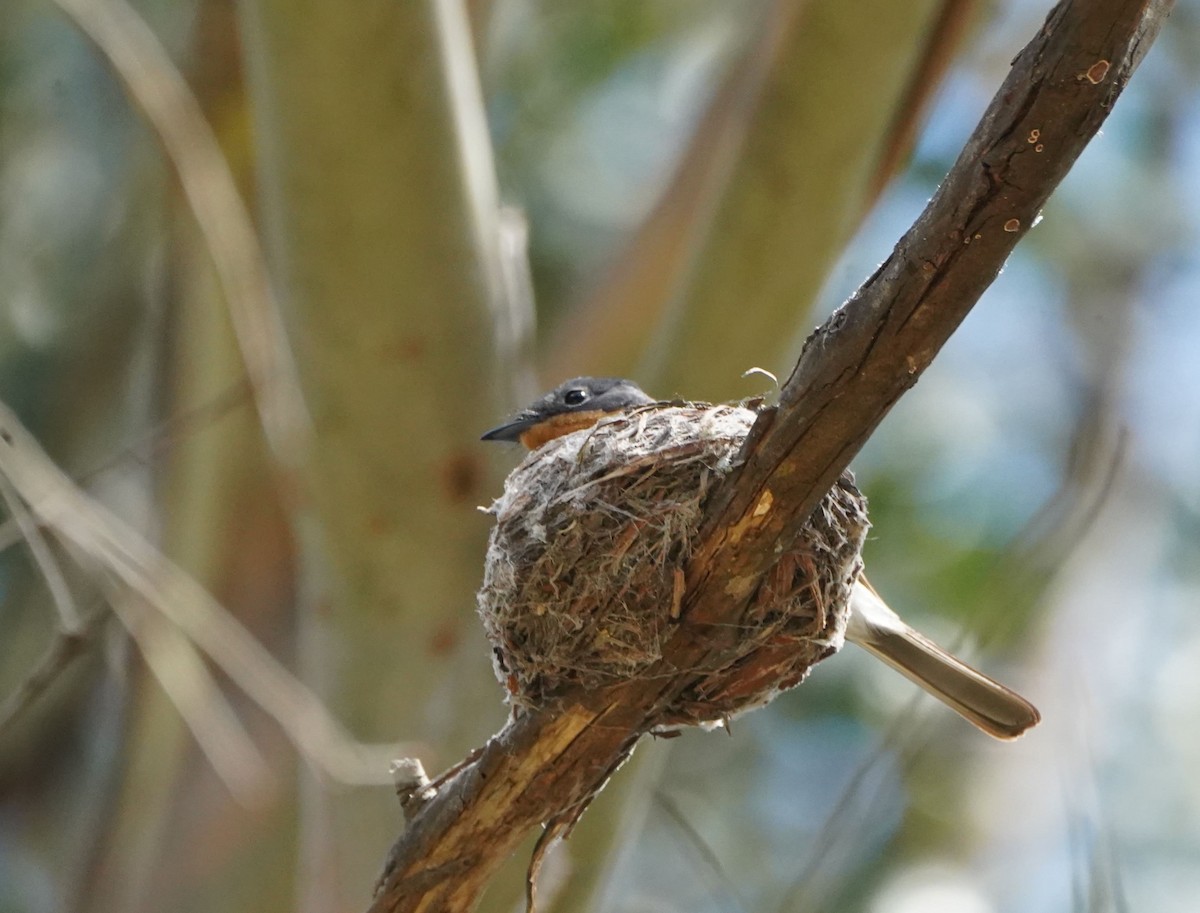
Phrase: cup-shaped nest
[{"left": 478, "top": 403, "right": 869, "bottom": 727}]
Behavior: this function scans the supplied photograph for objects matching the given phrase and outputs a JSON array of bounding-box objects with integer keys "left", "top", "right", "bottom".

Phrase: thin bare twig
[
  {"left": 0, "top": 602, "right": 108, "bottom": 733},
  {"left": 103, "top": 584, "right": 272, "bottom": 800},
  {"left": 0, "top": 383, "right": 251, "bottom": 554},
  {"left": 0, "top": 399, "right": 405, "bottom": 785},
  {"left": 655, "top": 792, "right": 748, "bottom": 913},
  {"left": 0, "top": 471, "right": 82, "bottom": 632},
  {"left": 48, "top": 0, "right": 310, "bottom": 470}
]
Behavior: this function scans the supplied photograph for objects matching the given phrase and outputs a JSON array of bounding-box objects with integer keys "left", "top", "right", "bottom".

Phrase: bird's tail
[{"left": 845, "top": 579, "right": 1040, "bottom": 740}]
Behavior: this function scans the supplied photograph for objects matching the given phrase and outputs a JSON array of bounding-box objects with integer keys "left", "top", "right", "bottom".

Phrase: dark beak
[{"left": 480, "top": 413, "right": 538, "bottom": 442}]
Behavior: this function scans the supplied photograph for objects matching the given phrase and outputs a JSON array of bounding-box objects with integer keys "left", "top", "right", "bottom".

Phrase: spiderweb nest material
[{"left": 478, "top": 403, "right": 869, "bottom": 728}]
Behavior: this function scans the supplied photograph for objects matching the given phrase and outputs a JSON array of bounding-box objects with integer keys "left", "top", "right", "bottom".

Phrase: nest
[{"left": 478, "top": 403, "right": 869, "bottom": 728}]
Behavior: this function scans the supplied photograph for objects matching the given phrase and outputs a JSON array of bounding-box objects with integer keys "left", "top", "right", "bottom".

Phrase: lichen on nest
[{"left": 477, "top": 402, "right": 869, "bottom": 727}]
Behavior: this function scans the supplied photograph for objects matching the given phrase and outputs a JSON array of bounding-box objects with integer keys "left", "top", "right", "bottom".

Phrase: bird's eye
[{"left": 563, "top": 388, "right": 589, "bottom": 406}]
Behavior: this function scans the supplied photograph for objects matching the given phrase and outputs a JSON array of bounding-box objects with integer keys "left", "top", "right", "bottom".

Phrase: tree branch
[
  {"left": 368, "top": 1, "right": 1172, "bottom": 910},
  {"left": 689, "top": 0, "right": 1170, "bottom": 595}
]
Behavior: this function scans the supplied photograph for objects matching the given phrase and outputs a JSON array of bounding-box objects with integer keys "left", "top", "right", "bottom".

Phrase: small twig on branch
[
  {"left": 392, "top": 758, "right": 437, "bottom": 822},
  {"left": 369, "top": 2, "right": 1172, "bottom": 910},
  {"left": 0, "top": 602, "right": 109, "bottom": 735}
]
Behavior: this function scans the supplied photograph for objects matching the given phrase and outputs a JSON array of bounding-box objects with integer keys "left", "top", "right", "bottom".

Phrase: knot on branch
[{"left": 391, "top": 758, "right": 436, "bottom": 822}]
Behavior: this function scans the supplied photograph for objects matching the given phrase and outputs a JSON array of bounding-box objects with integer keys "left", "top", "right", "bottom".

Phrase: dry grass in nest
[{"left": 478, "top": 403, "right": 869, "bottom": 727}]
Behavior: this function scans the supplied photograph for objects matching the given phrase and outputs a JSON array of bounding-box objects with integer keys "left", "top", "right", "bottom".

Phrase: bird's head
[{"left": 481, "top": 377, "right": 654, "bottom": 450}]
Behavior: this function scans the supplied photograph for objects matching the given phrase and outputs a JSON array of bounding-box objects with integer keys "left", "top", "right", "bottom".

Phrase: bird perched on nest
[{"left": 480, "top": 377, "right": 1040, "bottom": 740}]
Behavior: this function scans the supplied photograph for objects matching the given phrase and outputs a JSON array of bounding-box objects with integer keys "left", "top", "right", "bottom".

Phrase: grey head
[{"left": 481, "top": 377, "right": 655, "bottom": 447}]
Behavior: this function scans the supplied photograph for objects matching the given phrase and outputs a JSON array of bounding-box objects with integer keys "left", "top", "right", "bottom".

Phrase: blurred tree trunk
[{"left": 235, "top": 0, "right": 508, "bottom": 908}]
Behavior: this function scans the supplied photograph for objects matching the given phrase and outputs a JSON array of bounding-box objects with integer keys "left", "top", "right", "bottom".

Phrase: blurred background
[{"left": 0, "top": 0, "right": 1197, "bottom": 911}]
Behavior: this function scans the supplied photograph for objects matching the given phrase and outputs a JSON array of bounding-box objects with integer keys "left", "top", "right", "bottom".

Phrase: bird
[
  {"left": 481, "top": 377, "right": 656, "bottom": 450},
  {"left": 482, "top": 377, "right": 1040, "bottom": 740}
]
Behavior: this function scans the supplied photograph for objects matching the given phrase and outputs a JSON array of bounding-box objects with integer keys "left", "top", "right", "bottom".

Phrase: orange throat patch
[{"left": 518, "top": 410, "right": 610, "bottom": 450}]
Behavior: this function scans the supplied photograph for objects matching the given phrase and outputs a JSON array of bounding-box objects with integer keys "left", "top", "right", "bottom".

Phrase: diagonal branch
[
  {"left": 368, "top": 1, "right": 1172, "bottom": 910},
  {"left": 686, "top": 0, "right": 1171, "bottom": 605}
]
